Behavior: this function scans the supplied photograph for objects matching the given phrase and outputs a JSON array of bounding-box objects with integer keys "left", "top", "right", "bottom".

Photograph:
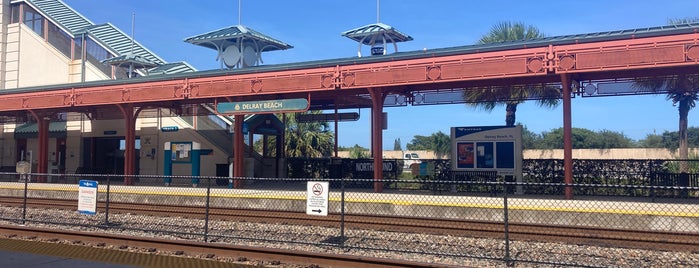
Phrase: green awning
[
  {"left": 245, "top": 114, "right": 283, "bottom": 136},
  {"left": 14, "top": 121, "right": 67, "bottom": 139}
]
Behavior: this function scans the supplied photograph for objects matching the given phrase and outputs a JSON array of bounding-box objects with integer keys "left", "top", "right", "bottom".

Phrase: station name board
[{"left": 217, "top": 98, "right": 309, "bottom": 115}]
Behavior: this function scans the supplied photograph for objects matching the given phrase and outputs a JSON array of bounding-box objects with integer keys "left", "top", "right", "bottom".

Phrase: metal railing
[{"left": 0, "top": 172, "right": 697, "bottom": 267}]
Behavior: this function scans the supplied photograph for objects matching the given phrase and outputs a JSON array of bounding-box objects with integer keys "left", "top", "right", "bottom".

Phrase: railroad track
[
  {"left": 2, "top": 196, "right": 698, "bottom": 252},
  {"left": 0, "top": 224, "right": 452, "bottom": 268}
]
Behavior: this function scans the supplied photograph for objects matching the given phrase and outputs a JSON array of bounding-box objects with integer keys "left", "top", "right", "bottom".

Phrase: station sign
[
  {"left": 306, "top": 181, "right": 329, "bottom": 216},
  {"left": 451, "top": 125, "right": 522, "bottom": 176},
  {"left": 78, "top": 180, "right": 98, "bottom": 215},
  {"left": 217, "top": 98, "right": 309, "bottom": 115},
  {"left": 353, "top": 160, "right": 397, "bottom": 172}
]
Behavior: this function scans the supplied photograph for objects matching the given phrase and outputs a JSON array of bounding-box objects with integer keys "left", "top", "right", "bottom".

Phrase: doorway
[{"left": 82, "top": 137, "right": 140, "bottom": 174}]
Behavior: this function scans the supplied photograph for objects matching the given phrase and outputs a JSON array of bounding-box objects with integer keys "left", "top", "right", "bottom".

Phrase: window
[
  {"left": 10, "top": 4, "right": 20, "bottom": 23},
  {"left": 85, "top": 38, "right": 110, "bottom": 61},
  {"left": 84, "top": 37, "right": 114, "bottom": 76},
  {"left": 73, "top": 37, "right": 83, "bottom": 60},
  {"left": 47, "top": 24, "right": 72, "bottom": 58},
  {"left": 22, "top": 6, "right": 44, "bottom": 37}
]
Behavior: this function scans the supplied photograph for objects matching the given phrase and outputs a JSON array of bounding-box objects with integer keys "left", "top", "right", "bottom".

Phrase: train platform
[
  {"left": 0, "top": 250, "right": 136, "bottom": 268},
  {"left": 0, "top": 236, "right": 244, "bottom": 268},
  {"left": 0, "top": 182, "right": 697, "bottom": 233}
]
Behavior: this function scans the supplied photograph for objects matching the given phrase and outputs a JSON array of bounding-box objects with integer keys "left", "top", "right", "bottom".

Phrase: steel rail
[
  {"left": 0, "top": 224, "right": 455, "bottom": 268},
  {"left": 2, "top": 196, "right": 697, "bottom": 252}
]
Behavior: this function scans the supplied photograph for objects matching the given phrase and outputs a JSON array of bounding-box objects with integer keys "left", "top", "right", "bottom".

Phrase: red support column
[
  {"left": 233, "top": 114, "right": 244, "bottom": 188},
  {"left": 369, "top": 88, "right": 386, "bottom": 193},
  {"left": 118, "top": 104, "right": 137, "bottom": 185},
  {"left": 37, "top": 117, "right": 49, "bottom": 183},
  {"left": 561, "top": 75, "right": 574, "bottom": 199},
  {"left": 248, "top": 126, "right": 254, "bottom": 157},
  {"left": 334, "top": 105, "right": 339, "bottom": 158}
]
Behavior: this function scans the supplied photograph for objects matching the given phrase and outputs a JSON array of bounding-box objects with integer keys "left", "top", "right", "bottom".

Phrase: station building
[{"left": 0, "top": 0, "right": 236, "bottom": 177}]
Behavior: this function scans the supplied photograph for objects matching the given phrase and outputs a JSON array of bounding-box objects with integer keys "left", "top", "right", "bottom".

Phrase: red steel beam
[{"left": 2, "top": 33, "right": 699, "bottom": 114}]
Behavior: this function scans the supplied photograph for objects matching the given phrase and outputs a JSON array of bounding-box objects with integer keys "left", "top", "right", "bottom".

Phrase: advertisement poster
[
  {"left": 476, "top": 142, "right": 494, "bottom": 169},
  {"left": 457, "top": 142, "right": 474, "bottom": 168}
]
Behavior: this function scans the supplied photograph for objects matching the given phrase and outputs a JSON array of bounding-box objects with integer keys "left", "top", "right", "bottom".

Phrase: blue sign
[
  {"left": 78, "top": 180, "right": 98, "bottom": 215},
  {"left": 454, "top": 125, "right": 516, "bottom": 139},
  {"left": 79, "top": 180, "right": 97, "bottom": 187},
  {"left": 161, "top": 126, "right": 179, "bottom": 132}
]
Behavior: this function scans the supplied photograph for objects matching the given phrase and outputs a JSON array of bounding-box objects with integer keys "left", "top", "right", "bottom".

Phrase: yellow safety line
[{"left": 2, "top": 185, "right": 697, "bottom": 217}]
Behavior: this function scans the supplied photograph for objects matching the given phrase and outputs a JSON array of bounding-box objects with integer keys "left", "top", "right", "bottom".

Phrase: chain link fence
[{"left": 0, "top": 172, "right": 697, "bottom": 267}]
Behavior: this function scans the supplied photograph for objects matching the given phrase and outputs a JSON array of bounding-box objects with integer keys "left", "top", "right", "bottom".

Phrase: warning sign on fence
[
  {"left": 78, "top": 180, "right": 98, "bottom": 215},
  {"left": 306, "top": 181, "right": 329, "bottom": 216}
]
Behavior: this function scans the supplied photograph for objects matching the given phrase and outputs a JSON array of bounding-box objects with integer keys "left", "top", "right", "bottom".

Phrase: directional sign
[
  {"left": 78, "top": 180, "right": 98, "bottom": 215},
  {"left": 306, "top": 181, "right": 329, "bottom": 216},
  {"left": 160, "top": 126, "right": 179, "bottom": 132},
  {"left": 217, "top": 98, "right": 309, "bottom": 115},
  {"left": 297, "top": 112, "right": 360, "bottom": 122}
]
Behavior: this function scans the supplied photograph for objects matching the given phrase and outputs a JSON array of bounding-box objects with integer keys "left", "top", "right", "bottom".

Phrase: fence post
[
  {"left": 503, "top": 181, "right": 513, "bottom": 267},
  {"left": 105, "top": 175, "right": 111, "bottom": 225},
  {"left": 21, "top": 173, "right": 29, "bottom": 224},
  {"left": 340, "top": 176, "right": 346, "bottom": 246},
  {"left": 204, "top": 177, "right": 211, "bottom": 242}
]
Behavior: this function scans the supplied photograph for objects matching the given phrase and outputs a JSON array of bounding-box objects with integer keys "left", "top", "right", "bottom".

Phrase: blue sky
[{"left": 63, "top": 0, "right": 699, "bottom": 149}]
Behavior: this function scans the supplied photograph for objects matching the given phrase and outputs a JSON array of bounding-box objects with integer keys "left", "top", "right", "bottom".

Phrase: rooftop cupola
[
  {"left": 341, "top": 0, "right": 412, "bottom": 57},
  {"left": 184, "top": 1, "right": 292, "bottom": 69}
]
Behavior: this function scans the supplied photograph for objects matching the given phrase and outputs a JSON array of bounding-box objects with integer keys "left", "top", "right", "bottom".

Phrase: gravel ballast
[{"left": 0, "top": 206, "right": 697, "bottom": 267}]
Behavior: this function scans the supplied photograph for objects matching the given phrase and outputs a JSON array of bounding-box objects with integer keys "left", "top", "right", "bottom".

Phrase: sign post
[
  {"left": 78, "top": 180, "right": 98, "bottom": 215},
  {"left": 306, "top": 181, "right": 329, "bottom": 216},
  {"left": 16, "top": 161, "right": 30, "bottom": 182}
]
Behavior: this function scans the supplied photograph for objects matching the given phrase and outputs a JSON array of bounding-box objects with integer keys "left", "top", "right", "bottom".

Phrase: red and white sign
[{"left": 306, "top": 181, "right": 329, "bottom": 216}]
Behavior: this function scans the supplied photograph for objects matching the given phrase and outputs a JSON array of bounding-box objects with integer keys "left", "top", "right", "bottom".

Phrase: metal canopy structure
[
  {"left": 102, "top": 53, "right": 159, "bottom": 68},
  {"left": 102, "top": 53, "right": 160, "bottom": 78},
  {"left": 184, "top": 25, "right": 293, "bottom": 69},
  {"left": 4, "top": 22, "right": 699, "bottom": 196},
  {"left": 342, "top": 22, "right": 413, "bottom": 57}
]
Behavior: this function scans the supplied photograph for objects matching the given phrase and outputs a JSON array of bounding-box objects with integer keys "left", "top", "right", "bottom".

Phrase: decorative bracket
[
  {"left": 175, "top": 78, "right": 197, "bottom": 99},
  {"left": 426, "top": 66, "right": 441, "bottom": 80},
  {"left": 122, "top": 89, "right": 131, "bottom": 101},
  {"left": 64, "top": 90, "right": 81, "bottom": 106},
  {"left": 251, "top": 80, "right": 263, "bottom": 93},
  {"left": 321, "top": 65, "right": 344, "bottom": 89}
]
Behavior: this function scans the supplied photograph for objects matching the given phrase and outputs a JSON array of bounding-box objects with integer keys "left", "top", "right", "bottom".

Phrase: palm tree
[
  {"left": 464, "top": 22, "right": 560, "bottom": 126},
  {"left": 252, "top": 111, "right": 334, "bottom": 158},
  {"left": 633, "top": 75, "right": 699, "bottom": 171},
  {"left": 431, "top": 131, "right": 451, "bottom": 159},
  {"left": 633, "top": 18, "right": 699, "bottom": 172},
  {"left": 284, "top": 111, "right": 334, "bottom": 157}
]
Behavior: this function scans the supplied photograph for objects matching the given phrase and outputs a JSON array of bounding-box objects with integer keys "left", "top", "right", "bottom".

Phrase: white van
[{"left": 403, "top": 152, "right": 421, "bottom": 171}]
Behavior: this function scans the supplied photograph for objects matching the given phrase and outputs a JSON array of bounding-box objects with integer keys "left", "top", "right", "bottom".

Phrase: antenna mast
[
  {"left": 129, "top": 12, "right": 135, "bottom": 78},
  {"left": 130, "top": 12, "right": 135, "bottom": 54},
  {"left": 376, "top": 0, "right": 380, "bottom": 23},
  {"left": 238, "top": 0, "right": 242, "bottom": 25}
]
